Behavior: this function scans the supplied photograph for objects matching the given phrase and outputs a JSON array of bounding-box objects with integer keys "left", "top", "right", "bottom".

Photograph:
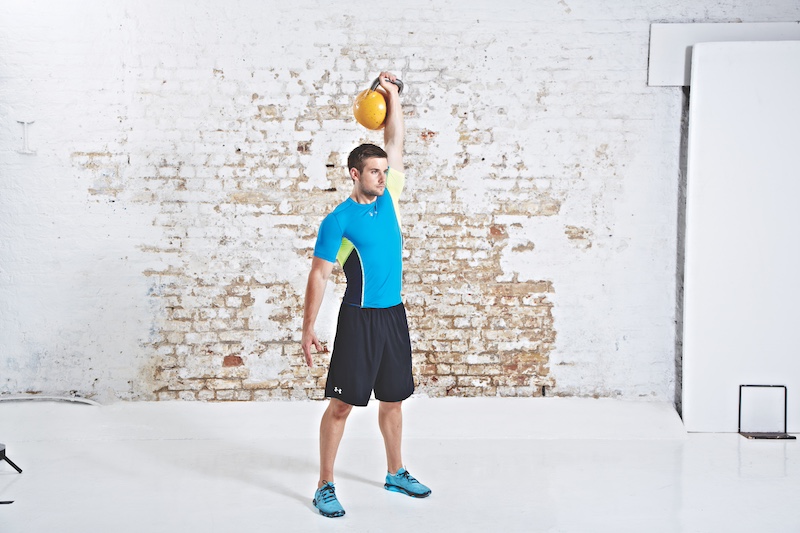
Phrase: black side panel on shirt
[{"left": 342, "top": 249, "right": 363, "bottom": 307}]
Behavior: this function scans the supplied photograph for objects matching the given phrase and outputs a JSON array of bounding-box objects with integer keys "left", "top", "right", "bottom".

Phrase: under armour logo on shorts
[{"left": 334, "top": 387, "right": 342, "bottom": 394}]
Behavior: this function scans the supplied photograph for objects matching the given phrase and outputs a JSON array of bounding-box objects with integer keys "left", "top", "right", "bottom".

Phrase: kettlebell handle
[{"left": 369, "top": 76, "right": 404, "bottom": 94}]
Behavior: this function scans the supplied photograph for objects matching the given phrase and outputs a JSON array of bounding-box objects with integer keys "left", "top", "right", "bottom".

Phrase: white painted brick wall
[{"left": 1, "top": 0, "right": 798, "bottom": 402}]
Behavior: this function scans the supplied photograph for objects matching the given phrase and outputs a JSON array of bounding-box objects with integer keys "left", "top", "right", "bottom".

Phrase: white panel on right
[{"left": 683, "top": 41, "right": 800, "bottom": 433}]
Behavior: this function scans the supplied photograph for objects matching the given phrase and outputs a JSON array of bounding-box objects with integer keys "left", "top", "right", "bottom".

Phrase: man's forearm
[
  {"left": 384, "top": 90, "right": 404, "bottom": 148},
  {"left": 383, "top": 88, "right": 404, "bottom": 173},
  {"left": 303, "top": 272, "right": 326, "bottom": 333},
  {"left": 303, "top": 257, "right": 334, "bottom": 333}
]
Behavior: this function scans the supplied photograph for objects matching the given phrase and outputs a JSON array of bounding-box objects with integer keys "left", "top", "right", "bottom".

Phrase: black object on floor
[{"left": 738, "top": 385, "right": 797, "bottom": 440}]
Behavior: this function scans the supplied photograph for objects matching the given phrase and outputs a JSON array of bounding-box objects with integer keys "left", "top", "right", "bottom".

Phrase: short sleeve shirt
[{"left": 313, "top": 168, "right": 405, "bottom": 308}]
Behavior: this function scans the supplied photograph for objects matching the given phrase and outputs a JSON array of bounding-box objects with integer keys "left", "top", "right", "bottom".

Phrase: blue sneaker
[
  {"left": 313, "top": 481, "right": 345, "bottom": 517},
  {"left": 384, "top": 468, "right": 431, "bottom": 498}
]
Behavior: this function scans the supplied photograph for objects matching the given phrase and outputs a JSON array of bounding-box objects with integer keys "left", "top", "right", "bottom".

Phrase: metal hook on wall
[{"left": 17, "top": 121, "right": 36, "bottom": 155}]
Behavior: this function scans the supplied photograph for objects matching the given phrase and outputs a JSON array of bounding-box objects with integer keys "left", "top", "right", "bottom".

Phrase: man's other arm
[{"left": 301, "top": 256, "right": 335, "bottom": 367}]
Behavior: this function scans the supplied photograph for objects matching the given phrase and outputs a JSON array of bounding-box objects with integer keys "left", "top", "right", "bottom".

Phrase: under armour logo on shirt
[{"left": 334, "top": 387, "right": 342, "bottom": 394}]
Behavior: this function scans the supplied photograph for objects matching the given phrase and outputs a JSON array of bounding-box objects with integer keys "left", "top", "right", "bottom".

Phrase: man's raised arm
[{"left": 379, "top": 71, "right": 404, "bottom": 174}]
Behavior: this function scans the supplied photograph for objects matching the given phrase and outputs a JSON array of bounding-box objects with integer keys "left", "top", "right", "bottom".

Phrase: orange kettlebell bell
[{"left": 353, "top": 76, "right": 404, "bottom": 130}]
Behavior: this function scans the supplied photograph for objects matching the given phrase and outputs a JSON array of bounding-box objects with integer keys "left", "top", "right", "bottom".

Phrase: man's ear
[{"left": 349, "top": 167, "right": 360, "bottom": 182}]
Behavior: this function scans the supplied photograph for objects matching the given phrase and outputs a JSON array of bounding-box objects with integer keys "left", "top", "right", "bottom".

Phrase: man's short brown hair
[{"left": 348, "top": 143, "right": 388, "bottom": 175}]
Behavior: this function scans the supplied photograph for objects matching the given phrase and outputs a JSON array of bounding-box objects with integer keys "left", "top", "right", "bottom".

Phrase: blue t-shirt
[{"left": 313, "top": 168, "right": 405, "bottom": 308}]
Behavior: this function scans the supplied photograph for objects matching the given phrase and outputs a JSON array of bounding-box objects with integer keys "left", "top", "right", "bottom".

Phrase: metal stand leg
[
  {"left": 2, "top": 455, "right": 22, "bottom": 474},
  {"left": 0, "top": 443, "right": 23, "bottom": 473},
  {"left": 0, "top": 443, "right": 21, "bottom": 504}
]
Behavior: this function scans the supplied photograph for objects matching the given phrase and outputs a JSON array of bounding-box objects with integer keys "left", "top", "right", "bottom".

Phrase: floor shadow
[{"left": 118, "top": 407, "right": 385, "bottom": 509}]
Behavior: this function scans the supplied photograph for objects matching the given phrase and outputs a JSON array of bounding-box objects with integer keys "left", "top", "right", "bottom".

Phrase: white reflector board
[
  {"left": 682, "top": 41, "right": 800, "bottom": 433},
  {"left": 648, "top": 22, "right": 800, "bottom": 86}
]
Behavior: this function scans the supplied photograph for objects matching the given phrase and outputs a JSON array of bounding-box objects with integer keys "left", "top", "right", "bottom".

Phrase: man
[{"left": 301, "top": 71, "right": 431, "bottom": 518}]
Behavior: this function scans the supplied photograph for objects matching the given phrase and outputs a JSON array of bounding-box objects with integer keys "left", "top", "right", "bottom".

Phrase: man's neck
[{"left": 350, "top": 188, "right": 377, "bottom": 205}]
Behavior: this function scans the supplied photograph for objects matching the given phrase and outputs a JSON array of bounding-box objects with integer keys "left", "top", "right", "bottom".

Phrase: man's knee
[
  {"left": 379, "top": 400, "right": 403, "bottom": 413},
  {"left": 328, "top": 398, "right": 353, "bottom": 419}
]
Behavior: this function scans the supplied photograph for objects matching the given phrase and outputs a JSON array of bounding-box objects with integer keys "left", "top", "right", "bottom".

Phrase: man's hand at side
[{"left": 302, "top": 329, "right": 327, "bottom": 367}]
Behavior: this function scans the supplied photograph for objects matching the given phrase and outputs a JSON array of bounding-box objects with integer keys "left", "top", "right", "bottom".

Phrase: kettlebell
[{"left": 352, "top": 76, "right": 404, "bottom": 130}]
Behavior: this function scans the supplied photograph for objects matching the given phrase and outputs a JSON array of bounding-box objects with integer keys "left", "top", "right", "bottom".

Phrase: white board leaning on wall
[{"left": 682, "top": 40, "right": 800, "bottom": 433}]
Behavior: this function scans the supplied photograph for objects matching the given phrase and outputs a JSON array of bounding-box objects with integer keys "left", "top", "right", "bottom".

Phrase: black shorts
[{"left": 324, "top": 302, "right": 415, "bottom": 407}]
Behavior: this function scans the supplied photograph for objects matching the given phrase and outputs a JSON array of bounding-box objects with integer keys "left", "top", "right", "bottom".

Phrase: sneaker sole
[
  {"left": 384, "top": 483, "right": 431, "bottom": 498},
  {"left": 312, "top": 498, "right": 345, "bottom": 518}
]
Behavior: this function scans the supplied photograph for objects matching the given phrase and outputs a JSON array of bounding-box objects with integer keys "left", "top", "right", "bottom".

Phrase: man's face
[{"left": 353, "top": 157, "right": 388, "bottom": 197}]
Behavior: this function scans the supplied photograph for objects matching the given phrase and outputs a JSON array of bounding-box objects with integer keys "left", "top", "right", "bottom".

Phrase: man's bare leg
[
  {"left": 378, "top": 400, "right": 404, "bottom": 474},
  {"left": 319, "top": 398, "right": 352, "bottom": 488},
  {"left": 379, "top": 399, "right": 431, "bottom": 497}
]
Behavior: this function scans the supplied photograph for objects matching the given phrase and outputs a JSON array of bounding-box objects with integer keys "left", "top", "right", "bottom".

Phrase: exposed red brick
[
  {"left": 489, "top": 225, "right": 506, "bottom": 237},
  {"left": 222, "top": 355, "right": 244, "bottom": 367}
]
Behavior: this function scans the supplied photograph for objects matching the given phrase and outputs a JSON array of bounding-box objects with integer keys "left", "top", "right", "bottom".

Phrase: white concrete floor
[{"left": 0, "top": 397, "right": 798, "bottom": 532}]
